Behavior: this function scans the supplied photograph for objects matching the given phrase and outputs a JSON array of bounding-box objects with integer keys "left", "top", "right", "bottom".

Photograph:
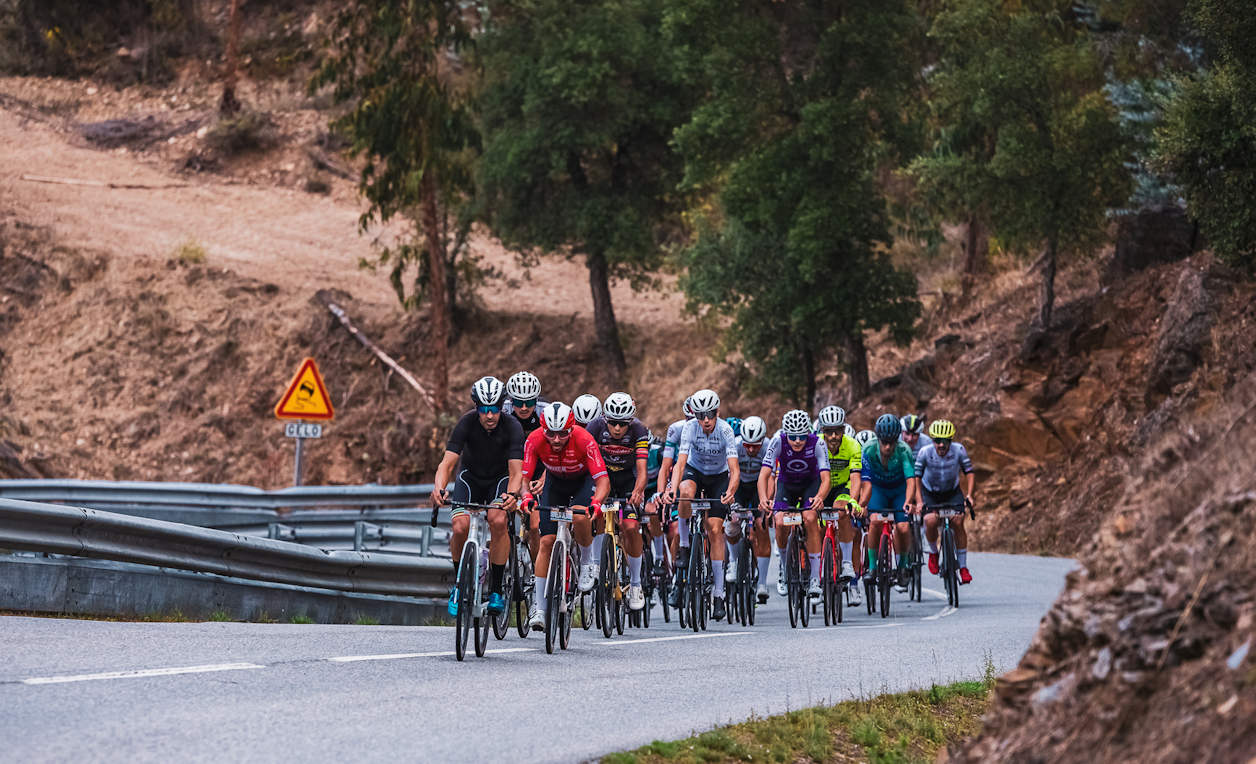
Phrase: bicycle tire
[
  {"left": 615, "top": 545, "right": 628, "bottom": 636},
  {"left": 737, "top": 540, "right": 752, "bottom": 627},
  {"left": 878, "top": 534, "right": 892, "bottom": 619},
  {"left": 640, "top": 544, "right": 653, "bottom": 629},
  {"left": 493, "top": 542, "right": 514, "bottom": 641},
  {"left": 943, "top": 525, "right": 959, "bottom": 608},
  {"left": 474, "top": 612, "right": 489, "bottom": 657},
  {"left": 746, "top": 552, "right": 757, "bottom": 626},
  {"left": 834, "top": 542, "right": 844, "bottom": 624},
  {"left": 561, "top": 545, "right": 577, "bottom": 649},
  {"left": 798, "top": 547, "right": 810, "bottom": 628},
  {"left": 544, "top": 541, "right": 563, "bottom": 654},
  {"left": 454, "top": 554, "right": 475, "bottom": 661},
  {"left": 688, "top": 536, "right": 703, "bottom": 633},
  {"left": 821, "top": 537, "right": 834, "bottom": 627},
  {"left": 785, "top": 531, "right": 800, "bottom": 629},
  {"left": 599, "top": 537, "right": 615, "bottom": 639}
]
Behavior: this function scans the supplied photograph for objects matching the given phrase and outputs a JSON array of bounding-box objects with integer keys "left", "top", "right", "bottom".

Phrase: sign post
[{"left": 274, "top": 358, "right": 334, "bottom": 486}]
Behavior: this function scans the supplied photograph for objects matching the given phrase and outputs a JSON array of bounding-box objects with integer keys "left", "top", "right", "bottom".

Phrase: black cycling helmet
[{"left": 874, "top": 413, "right": 901, "bottom": 442}]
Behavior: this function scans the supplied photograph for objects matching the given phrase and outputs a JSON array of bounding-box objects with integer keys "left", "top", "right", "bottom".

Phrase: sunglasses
[
  {"left": 514, "top": 398, "right": 537, "bottom": 408},
  {"left": 821, "top": 429, "right": 843, "bottom": 437},
  {"left": 477, "top": 405, "right": 502, "bottom": 414},
  {"left": 607, "top": 419, "right": 633, "bottom": 427},
  {"left": 878, "top": 437, "right": 897, "bottom": 445},
  {"left": 696, "top": 411, "right": 717, "bottom": 420},
  {"left": 934, "top": 439, "right": 952, "bottom": 447},
  {"left": 544, "top": 429, "right": 572, "bottom": 440}
]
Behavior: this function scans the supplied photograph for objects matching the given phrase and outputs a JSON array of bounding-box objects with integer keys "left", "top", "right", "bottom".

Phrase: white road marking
[
  {"left": 329, "top": 648, "right": 535, "bottom": 662},
  {"left": 22, "top": 663, "right": 265, "bottom": 685},
  {"left": 589, "top": 632, "right": 754, "bottom": 646},
  {"left": 920, "top": 588, "right": 947, "bottom": 600},
  {"left": 922, "top": 606, "right": 958, "bottom": 621},
  {"left": 795, "top": 623, "right": 905, "bottom": 631}
]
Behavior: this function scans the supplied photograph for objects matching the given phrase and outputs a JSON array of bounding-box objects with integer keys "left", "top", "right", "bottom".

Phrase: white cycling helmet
[
  {"left": 740, "top": 416, "right": 767, "bottom": 444},
  {"left": 817, "top": 405, "right": 846, "bottom": 429},
  {"left": 844, "top": 423, "right": 856, "bottom": 438},
  {"left": 470, "top": 376, "right": 505, "bottom": 407},
  {"left": 682, "top": 395, "right": 696, "bottom": 419},
  {"left": 540, "top": 401, "right": 574, "bottom": 431},
  {"left": 603, "top": 392, "right": 636, "bottom": 420},
  {"left": 507, "top": 371, "right": 541, "bottom": 401},
  {"left": 854, "top": 429, "right": 876, "bottom": 448},
  {"left": 689, "top": 389, "right": 720, "bottom": 414},
  {"left": 572, "top": 394, "right": 602, "bottom": 425},
  {"left": 782, "top": 409, "right": 812, "bottom": 436}
]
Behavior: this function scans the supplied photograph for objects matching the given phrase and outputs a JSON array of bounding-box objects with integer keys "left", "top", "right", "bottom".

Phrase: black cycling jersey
[
  {"left": 445, "top": 409, "right": 525, "bottom": 481},
  {"left": 586, "top": 415, "right": 650, "bottom": 475}
]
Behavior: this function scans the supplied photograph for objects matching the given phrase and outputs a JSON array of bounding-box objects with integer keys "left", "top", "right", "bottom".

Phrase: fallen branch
[
  {"left": 316, "top": 293, "right": 437, "bottom": 413},
  {"left": 20, "top": 174, "right": 189, "bottom": 190}
]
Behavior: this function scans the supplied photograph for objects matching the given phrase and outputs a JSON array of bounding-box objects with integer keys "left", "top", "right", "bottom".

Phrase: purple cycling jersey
[{"left": 761, "top": 433, "right": 829, "bottom": 484}]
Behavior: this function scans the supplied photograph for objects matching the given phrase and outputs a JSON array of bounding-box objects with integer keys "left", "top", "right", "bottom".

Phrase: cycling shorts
[
  {"left": 867, "top": 483, "right": 910, "bottom": 524},
  {"left": 734, "top": 481, "right": 759, "bottom": 513},
  {"left": 537, "top": 474, "right": 595, "bottom": 537},
  {"left": 449, "top": 471, "right": 508, "bottom": 517},
  {"left": 680, "top": 466, "right": 730, "bottom": 519},
  {"left": 922, "top": 484, "right": 965, "bottom": 513},
  {"left": 823, "top": 484, "right": 851, "bottom": 509},
  {"left": 772, "top": 476, "right": 822, "bottom": 511}
]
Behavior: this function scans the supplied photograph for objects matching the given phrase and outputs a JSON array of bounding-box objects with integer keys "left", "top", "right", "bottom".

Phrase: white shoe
[
  {"left": 627, "top": 585, "right": 645, "bottom": 611},
  {"left": 847, "top": 583, "right": 863, "bottom": 607},
  {"left": 578, "top": 564, "right": 597, "bottom": 593},
  {"left": 808, "top": 579, "right": 822, "bottom": 601},
  {"left": 840, "top": 560, "right": 855, "bottom": 581},
  {"left": 528, "top": 606, "right": 545, "bottom": 632},
  {"left": 756, "top": 584, "right": 769, "bottom": 604},
  {"left": 725, "top": 558, "right": 738, "bottom": 583},
  {"left": 776, "top": 577, "right": 787, "bottom": 597}
]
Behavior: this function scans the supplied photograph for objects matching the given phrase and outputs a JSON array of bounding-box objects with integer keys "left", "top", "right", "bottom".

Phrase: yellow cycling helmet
[{"left": 928, "top": 419, "right": 956, "bottom": 440}]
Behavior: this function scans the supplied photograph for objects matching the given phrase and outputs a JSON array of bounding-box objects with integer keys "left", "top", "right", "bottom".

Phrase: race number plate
[
  {"left": 821, "top": 512, "right": 841, "bottom": 523},
  {"left": 781, "top": 513, "right": 803, "bottom": 526},
  {"left": 937, "top": 509, "right": 961, "bottom": 519},
  {"left": 873, "top": 513, "right": 897, "bottom": 523},
  {"left": 689, "top": 500, "right": 712, "bottom": 511},
  {"left": 550, "top": 508, "right": 574, "bottom": 523}
]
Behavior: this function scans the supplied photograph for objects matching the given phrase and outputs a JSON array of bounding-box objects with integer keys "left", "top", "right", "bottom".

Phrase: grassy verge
[{"left": 602, "top": 676, "right": 995, "bottom": 764}]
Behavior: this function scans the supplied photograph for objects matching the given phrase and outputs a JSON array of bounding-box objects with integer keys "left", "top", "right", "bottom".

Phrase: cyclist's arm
[
  {"left": 964, "top": 470, "right": 975, "bottom": 506},
  {"left": 848, "top": 471, "right": 862, "bottom": 512},
  {"left": 432, "top": 450, "right": 460, "bottom": 505},
  {"left": 656, "top": 456, "right": 673, "bottom": 497},
  {"left": 811, "top": 470, "right": 830, "bottom": 508},
  {"left": 721, "top": 455, "right": 739, "bottom": 504},
  {"left": 632, "top": 456, "right": 648, "bottom": 504},
  {"left": 591, "top": 473, "right": 611, "bottom": 506},
  {"left": 757, "top": 465, "right": 773, "bottom": 510},
  {"left": 669, "top": 453, "right": 689, "bottom": 498},
  {"left": 503, "top": 458, "right": 524, "bottom": 508}
]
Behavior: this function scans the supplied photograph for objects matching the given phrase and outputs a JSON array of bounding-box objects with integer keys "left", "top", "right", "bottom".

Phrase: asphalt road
[{"left": 1, "top": 552, "right": 1073, "bottom": 763}]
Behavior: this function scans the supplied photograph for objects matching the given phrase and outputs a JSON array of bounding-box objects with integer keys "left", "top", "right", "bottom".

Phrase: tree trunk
[
  {"left": 420, "top": 173, "right": 449, "bottom": 414},
  {"left": 801, "top": 345, "right": 816, "bottom": 411},
  {"left": 220, "top": 0, "right": 244, "bottom": 115},
  {"left": 1038, "top": 238, "right": 1057, "bottom": 331},
  {"left": 843, "top": 331, "right": 870, "bottom": 404},
  {"left": 586, "top": 247, "right": 627, "bottom": 387},
  {"left": 961, "top": 215, "right": 988, "bottom": 295}
]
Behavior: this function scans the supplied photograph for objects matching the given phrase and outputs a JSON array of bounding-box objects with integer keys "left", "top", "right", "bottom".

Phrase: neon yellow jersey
[{"left": 826, "top": 435, "right": 862, "bottom": 488}]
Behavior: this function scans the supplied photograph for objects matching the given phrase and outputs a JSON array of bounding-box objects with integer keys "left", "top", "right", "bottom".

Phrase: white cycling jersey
[
  {"left": 662, "top": 418, "right": 687, "bottom": 462},
  {"left": 678, "top": 418, "right": 738, "bottom": 476},
  {"left": 915, "top": 442, "right": 973, "bottom": 493},
  {"left": 735, "top": 436, "right": 765, "bottom": 484}
]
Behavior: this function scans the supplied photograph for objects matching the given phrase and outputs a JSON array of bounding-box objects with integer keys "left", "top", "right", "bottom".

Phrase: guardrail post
[
  {"left": 269, "top": 523, "right": 295, "bottom": 541},
  {"left": 354, "top": 521, "right": 382, "bottom": 552}
]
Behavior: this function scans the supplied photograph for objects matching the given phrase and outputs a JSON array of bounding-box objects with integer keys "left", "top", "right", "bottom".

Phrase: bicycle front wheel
[
  {"left": 544, "top": 542, "right": 563, "bottom": 655},
  {"left": 560, "top": 545, "right": 577, "bottom": 649},
  {"left": 455, "top": 554, "right": 475, "bottom": 661},
  {"left": 878, "top": 534, "right": 892, "bottom": 619},
  {"left": 785, "top": 532, "right": 800, "bottom": 629},
  {"left": 821, "top": 537, "right": 835, "bottom": 627},
  {"left": 599, "top": 537, "right": 615, "bottom": 638},
  {"left": 943, "top": 526, "right": 959, "bottom": 608}
]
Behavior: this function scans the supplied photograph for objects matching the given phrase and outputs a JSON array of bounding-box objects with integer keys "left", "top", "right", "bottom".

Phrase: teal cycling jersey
[{"left": 860, "top": 440, "right": 915, "bottom": 488}]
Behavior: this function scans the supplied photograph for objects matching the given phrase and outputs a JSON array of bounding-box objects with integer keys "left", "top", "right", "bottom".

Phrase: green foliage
[
  {"left": 288, "top": 613, "right": 315, "bottom": 624},
  {"left": 476, "top": 0, "right": 692, "bottom": 277},
  {"left": 1155, "top": 0, "right": 1256, "bottom": 269},
  {"left": 353, "top": 615, "right": 380, "bottom": 625},
  {"left": 209, "top": 610, "right": 232, "bottom": 622},
  {"left": 669, "top": 0, "right": 923, "bottom": 406},
  {"left": 204, "top": 112, "right": 279, "bottom": 155}
]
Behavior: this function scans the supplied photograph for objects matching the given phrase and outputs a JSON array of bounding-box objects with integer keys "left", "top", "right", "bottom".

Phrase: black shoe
[
  {"left": 676, "top": 545, "right": 690, "bottom": 569},
  {"left": 667, "top": 582, "right": 681, "bottom": 609},
  {"left": 711, "top": 596, "right": 726, "bottom": 621},
  {"left": 897, "top": 567, "right": 909, "bottom": 591}
]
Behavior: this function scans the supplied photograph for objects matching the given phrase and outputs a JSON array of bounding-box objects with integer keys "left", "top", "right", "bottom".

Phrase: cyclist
[
  {"left": 431, "top": 376, "right": 525, "bottom": 617},
  {"left": 520, "top": 402, "right": 611, "bottom": 632},
  {"left": 900, "top": 413, "right": 933, "bottom": 459},
  {"left": 663, "top": 389, "right": 739, "bottom": 621},
  {"left": 854, "top": 429, "right": 876, "bottom": 450},
  {"left": 730, "top": 415, "right": 769, "bottom": 603},
  {"left": 586, "top": 392, "right": 651, "bottom": 610},
  {"left": 758, "top": 409, "right": 830, "bottom": 601},
  {"left": 915, "top": 419, "right": 976, "bottom": 584},
  {"left": 572, "top": 394, "right": 603, "bottom": 426},
  {"left": 726, "top": 417, "right": 743, "bottom": 438},
  {"left": 507, "top": 370, "right": 545, "bottom": 563},
  {"left": 817, "top": 405, "right": 864, "bottom": 607},
  {"left": 859, "top": 414, "right": 919, "bottom": 590},
  {"left": 643, "top": 432, "right": 669, "bottom": 599},
  {"left": 655, "top": 397, "right": 695, "bottom": 585}
]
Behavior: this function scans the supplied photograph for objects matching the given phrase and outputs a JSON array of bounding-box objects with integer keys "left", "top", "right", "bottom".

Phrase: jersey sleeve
[
  {"left": 632, "top": 421, "right": 650, "bottom": 461},
  {"left": 663, "top": 421, "right": 682, "bottom": 461},
  {"left": 816, "top": 444, "right": 830, "bottom": 472},
  {"left": 521, "top": 428, "right": 544, "bottom": 479},
  {"left": 721, "top": 421, "right": 738, "bottom": 460},
  {"left": 677, "top": 420, "right": 696, "bottom": 457},
  {"left": 761, "top": 437, "right": 781, "bottom": 470},
  {"left": 445, "top": 411, "right": 472, "bottom": 454},
  {"left": 899, "top": 443, "right": 916, "bottom": 479},
  {"left": 505, "top": 415, "right": 525, "bottom": 461},
  {"left": 914, "top": 445, "right": 930, "bottom": 477},
  {"left": 577, "top": 428, "right": 609, "bottom": 480},
  {"left": 847, "top": 437, "right": 862, "bottom": 474},
  {"left": 957, "top": 443, "right": 973, "bottom": 474}
]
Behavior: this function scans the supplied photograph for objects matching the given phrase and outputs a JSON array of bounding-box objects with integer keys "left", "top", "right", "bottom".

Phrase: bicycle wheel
[
  {"left": 746, "top": 552, "right": 757, "bottom": 627},
  {"left": 493, "top": 541, "right": 515, "bottom": 641},
  {"left": 544, "top": 542, "right": 563, "bottom": 655},
  {"left": 688, "top": 536, "right": 703, "bottom": 633},
  {"left": 943, "top": 525, "right": 959, "bottom": 608},
  {"left": 737, "top": 540, "right": 752, "bottom": 626},
  {"left": 785, "top": 532, "right": 800, "bottom": 628},
  {"left": 798, "top": 550, "right": 810, "bottom": 628},
  {"left": 474, "top": 611, "right": 489, "bottom": 657},
  {"left": 821, "top": 537, "right": 834, "bottom": 627},
  {"left": 454, "top": 554, "right": 475, "bottom": 661},
  {"left": 640, "top": 543, "right": 653, "bottom": 629},
  {"left": 878, "top": 534, "right": 892, "bottom": 619},
  {"left": 560, "top": 545, "right": 577, "bottom": 649},
  {"left": 660, "top": 561, "right": 672, "bottom": 624},
  {"left": 615, "top": 547, "right": 628, "bottom": 636},
  {"left": 599, "top": 538, "right": 615, "bottom": 638}
]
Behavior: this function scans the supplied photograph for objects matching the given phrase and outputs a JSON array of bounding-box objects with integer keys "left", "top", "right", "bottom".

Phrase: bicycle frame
[{"left": 454, "top": 503, "right": 493, "bottom": 622}]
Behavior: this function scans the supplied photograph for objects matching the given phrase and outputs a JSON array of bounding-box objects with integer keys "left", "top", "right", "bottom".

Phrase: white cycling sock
[
  {"left": 627, "top": 553, "right": 642, "bottom": 586},
  {"left": 727, "top": 537, "right": 744, "bottom": 564},
  {"left": 958, "top": 549, "right": 968, "bottom": 569},
  {"left": 758, "top": 556, "right": 771, "bottom": 586},
  {"left": 579, "top": 543, "right": 593, "bottom": 565},
  {"left": 808, "top": 553, "right": 821, "bottom": 581},
  {"left": 678, "top": 520, "right": 690, "bottom": 548},
  {"left": 929, "top": 540, "right": 939, "bottom": 554},
  {"left": 652, "top": 535, "right": 667, "bottom": 560},
  {"left": 839, "top": 541, "right": 853, "bottom": 564},
  {"left": 534, "top": 576, "right": 547, "bottom": 616},
  {"left": 711, "top": 560, "right": 725, "bottom": 597}
]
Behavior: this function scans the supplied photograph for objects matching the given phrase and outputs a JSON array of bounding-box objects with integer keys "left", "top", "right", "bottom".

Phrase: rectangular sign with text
[{"left": 284, "top": 423, "right": 322, "bottom": 439}]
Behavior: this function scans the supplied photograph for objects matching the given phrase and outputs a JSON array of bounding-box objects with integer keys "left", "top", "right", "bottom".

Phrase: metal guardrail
[
  {"left": 0, "top": 498, "right": 453, "bottom": 598},
  {"left": 0, "top": 480, "right": 453, "bottom": 558}
]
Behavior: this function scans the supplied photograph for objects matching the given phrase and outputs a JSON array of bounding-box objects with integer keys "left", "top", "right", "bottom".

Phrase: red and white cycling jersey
[{"left": 521, "top": 425, "right": 609, "bottom": 481}]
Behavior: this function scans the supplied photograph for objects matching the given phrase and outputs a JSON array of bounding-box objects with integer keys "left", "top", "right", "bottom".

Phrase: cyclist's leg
[
  {"left": 802, "top": 478, "right": 822, "bottom": 587},
  {"left": 447, "top": 470, "right": 474, "bottom": 564},
  {"left": 485, "top": 476, "right": 512, "bottom": 600},
  {"left": 865, "top": 484, "right": 890, "bottom": 572},
  {"left": 571, "top": 475, "right": 596, "bottom": 550},
  {"left": 528, "top": 464, "right": 546, "bottom": 563},
  {"left": 533, "top": 477, "right": 567, "bottom": 622},
  {"left": 703, "top": 472, "right": 730, "bottom": 599},
  {"left": 676, "top": 469, "right": 699, "bottom": 554}
]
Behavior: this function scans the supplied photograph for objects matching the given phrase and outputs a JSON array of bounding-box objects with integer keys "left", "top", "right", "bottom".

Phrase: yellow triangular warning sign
[{"left": 274, "top": 358, "right": 335, "bottom": 421}]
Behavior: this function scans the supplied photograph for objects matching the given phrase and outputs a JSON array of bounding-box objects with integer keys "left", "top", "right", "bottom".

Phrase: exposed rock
[{"left": 1147, "top": 267, "right": 1227, "bottom": 402}]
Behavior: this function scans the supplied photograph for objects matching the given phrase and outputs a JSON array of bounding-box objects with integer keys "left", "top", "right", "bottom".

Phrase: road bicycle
[
  {"left": 923, "top": 499, "right": 974, "bottom": 608},
  {"left": 647, "top": 508, "right": 671, "bottom": 625},
  {"left": 673, "top": 497, "right": 714, "bottom": 633},
  {"left": 534, "top": 503, "right": 582, "bottom": 654},
  {"left": 818, "top": 495, "right": 862, "bottom": 626},
  {"left": 778, "top": 508, "right": 811, "bottom": 629},
  {"left": 865, "top": 508, "right": 911, "bottom": 619},
  {"left": 493, "top": 506, "right": 533, "bottom": 640},
  {"left": 904, "top": 509, "right": 924, "bottom": 604},
  {"left": 443, "top": 501, "right": 497, "bottom": 661},
  {"left": 725, "top": 503, "right": 758, "bottom": 627},
  {"left": 595, "top": 498, "right": 636, "bottom": 638},
  {"left": 633, "top": 511, "right": 654, "bottom": 629}
]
